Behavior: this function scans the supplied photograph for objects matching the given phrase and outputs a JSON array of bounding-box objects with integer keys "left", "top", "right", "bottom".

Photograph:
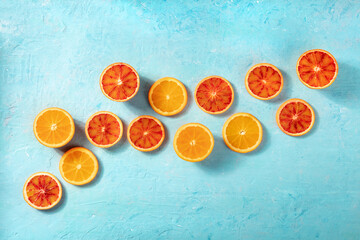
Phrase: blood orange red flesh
[
  {"left": 127, "top": 115, "right": 165, "bottom": 152},
  {"left": 276, "top": 98, "right": 315, "bottom": 136},
  {"left": 245, "top": 63, "right": 283, "bottom": 100},
  {"left": 297, "top": 49, "right": 338, "bottom": 89},
  {"left": 85, "top": 111, "right": 123, "bottom": 148},
  {"left": 23, "top": 172, "right": 62, "bottom": 210},
  {"left": 100, "top": 62, "right": 140, "bottom": 101},
  {"left": 195, "top": 76, "right": 234, "bottom": 114}
]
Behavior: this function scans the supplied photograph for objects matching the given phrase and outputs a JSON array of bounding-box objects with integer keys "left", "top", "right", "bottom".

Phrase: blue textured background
[{"left": 1, "top": 1, "right": 360, "bottom": 239}]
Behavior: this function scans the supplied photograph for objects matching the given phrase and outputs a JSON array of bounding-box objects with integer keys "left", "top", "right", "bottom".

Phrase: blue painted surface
[{"left": 1, "top": 0, "right": 360, "bottom": 239}]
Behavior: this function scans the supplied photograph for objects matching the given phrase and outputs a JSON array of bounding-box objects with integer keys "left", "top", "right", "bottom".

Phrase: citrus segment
[
  {"left": 148, "top": 77, "right": 188, "bottom": 116},
  {"left": 23, "top": 172, "right": 62, "bottom": 210},
  {"left": 195, "top": 76, "right": 234, "bottom": 114},
  {"left": 127, "top": 115, "right": 165, "bottom": 152},
  {"left": 59, "top": 147, "right": 98, "bottom": 185},
  {"left": 276, "top": 98, "right": 315, "bottom": 136},
  {"left": 33, "top": 107, "right": 75, "bottom": 148},
  {"left": 100, "top": 62, "right": 140, "bottom": 101},
  {"left": 222, "top": 113, "right": 263, "bottom": 153},
  {"left": 245, "top": 63, "right": 283, "bottom": 100},
  {"left": 173, "top": 123, "right": 214, "bottom": 162},
  {"left": 85, "top": 111, "right": 123, "bottom": 148},
  {"left": 297, "top": 49, "right": 338, "bottom": 89}
]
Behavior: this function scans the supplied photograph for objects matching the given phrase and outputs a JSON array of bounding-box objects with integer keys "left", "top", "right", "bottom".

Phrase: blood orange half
[
  {"left": 297, "top": 49, "right": 338, "bottom": 89},
  {"left": 127, "top": 115, "right": 165, "bottom": 152},
  {"left": 23, "top": 172, "right": 62, "bottom": 210},
  {"left": 195, "top": 76, "right": 234, "bottom": 114},
  {"left": 85, "top": 111, "right": 123, "bottom": 148},
  {"left": 100, "top": 62, "right": 140, "bottom": 101},
  {"left": 276, "top": 98, "right": 315, "bottom": 136},
  {"left": 245, "top": 63, "right": 283, "bottom": 100}
]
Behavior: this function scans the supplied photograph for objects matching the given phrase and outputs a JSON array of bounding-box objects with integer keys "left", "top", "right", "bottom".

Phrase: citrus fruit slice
[
  {"left": 276, "top": 98, "right": 315, "bottom": 136},
  {"left": 245, "top": 63, "right": 283, "bottom": 100},
  {"left": 100, "top": 62, "right": 140, "bottom": 101},
  {"left": 148, "top": 77, "right": 188, "bottom": 116},
  {"left": 59, "top": 147, "right": 98, "bottom": 185},
  {"left": 127, "top": 115, "right": 165, "bottom": 152},
  {"left": 85, "top": 111, "right": 123, "bottom": 148},
  {"left": 297, "top": 49, "right": 338, "bottom": 89},
  {"left": 195, "top": 76, "right": 234, "bottom": 114},
  {"left": 23, "top": 172, "right": 62, "bottom": 210},
  {"left": 173, "top": 123, "right": 214, "bottom": 162},
  {"left": 222, "top": 113, "right": 263, "bottom": 153},
  {"left": 33, "top": 107, "right": 75, "bottom": 148}
]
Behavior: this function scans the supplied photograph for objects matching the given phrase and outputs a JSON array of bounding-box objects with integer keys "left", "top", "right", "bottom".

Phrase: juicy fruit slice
[
  {"left": 59, "top": 147, "right": 98, "bottom": 185},
  {"left": 148, "top": 77, "right": 188, "bottom": 116},
  {"left": 33, "top": 107, "right": 75, "bottom": 148},
  {"left": 276, "top": 98, "right": 315, "bottom": 136},
  {"left": 173, "top": 123, "right": 214, "bottom": 162},
  {"left": 23, "top": 172, "right": 62, "bottom": 210},
  {"left": 195, "top": 76, "right": 234, "bottom": 114},
  {"left": 245, "top": 63, "right": 283, "bottom": 100},
  {"left": 85, "top": 111, "right": 123, "bottom": 148},
  {"left": 222, "top": 113, "right": 263, "bottom": 153},
  {"left": 100, "top": 62, "right": 140, "bottom": 101},
  {"left": 297, "top": 49, "right": 338, "bottom": 89},
  {"left": 127, "top": 115, "right": 165, "bottom": 152}
]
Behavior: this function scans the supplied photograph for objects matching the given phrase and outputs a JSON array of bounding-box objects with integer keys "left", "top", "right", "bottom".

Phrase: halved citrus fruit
[
  {"left": 245, "top": 63, "right": 283, "bottom": 100},
  {"left": 127, "top": 115, "right": 165, "bottom": 152},
  {"left": 33, "top": 107, "right": 75, "bottom": 148},
  {"left": 100, "top": 62, "right": 140, "bottom": 101},
  {"left": 222, "top": 113, "right": 263, "bottom": 153},
  {"left": 173, "top": 123, "right": 214, "bottom": 162},
  {"left": 59, "top": 147, "right": 98, "bottom": 185},
  {"left": 297, "top": 49, "right": 338, "bottom": 89},
  {"left": 148, "top": 77, "right": 188, "bottom": 116},
  {"left": 195, "top": 76, "right": 234, "bottom": 114},
  {"left": 276, "top": 98, "right": 315, "bottom": 136},
  {"left": 85, "top": 111, "right": 123, "bottom": 148},
  {"left": 23, "top": 172, "right": 62, "bottom": 210}
]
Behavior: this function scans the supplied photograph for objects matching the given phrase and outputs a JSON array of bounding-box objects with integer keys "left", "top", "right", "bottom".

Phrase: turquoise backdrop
[{"left": 1, "top": 0, "right": 360, "bottom": 239}]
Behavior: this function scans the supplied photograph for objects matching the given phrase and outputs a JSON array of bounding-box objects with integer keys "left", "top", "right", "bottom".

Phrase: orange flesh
[
  {"left": 150, "top": 80, "right": 186, "bottom": 113},
  {"left": 129, "top": 117, "right": 164, "bottom": 149},
  {"left": 87, "top": 114, "right": 121, "bottom": 145},
  {"left": 247, "top": 66, "right": 282, "bottom": 98},
  {"left": 196, "top": 77, "right": 233, "bottom": 113},
  {"left": 101, "top": 64, "right": 138, "bottom": 100},
  {"left": 25, "top": 175, "right": 60, "bottom": 208},
  {"left": 279, "top": 102, "right": 313, "bottom": 134},
  {"left": 298, "top": 51, "right": 336, "bottom": 88},
  {"left": 176, "top": 126, "right": 213, "bottom": 160},
  {"left": 35, "top": 110, "right": 72, "bottom": 145}
]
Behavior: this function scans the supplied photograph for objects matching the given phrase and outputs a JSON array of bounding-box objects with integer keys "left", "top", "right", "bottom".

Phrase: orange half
[
  {"left": 245, "top": 63, "right": 283, "bottom": 100},
  {"left": 85, "top": 111, "right": 123, "bottom": 148},
  {"left": 59, "top": 147, "right": 98, "bottom": 185},
  {"left": 276, "top": 98, "right": 315, "bottom": 136},
  {"left": 100, "top": 62, "right": 140, "bottom": 101},
  {"left": 127, "top": 115, "right": 165, "bottom": 152},
  {"left": 195, "top": 76, "right": 234, "bottom": 114},
  {"left": 297, "top": 49, "right": 338, "bottom": 89},
  {"left": 33, "top": 107, "right": 75, "bottom": 148},
  {"left": 173, "top": 123, "right": 214, "bottom": 162},
  {"left": 23, "top": 172, "right": 62, "bottom": 210}
]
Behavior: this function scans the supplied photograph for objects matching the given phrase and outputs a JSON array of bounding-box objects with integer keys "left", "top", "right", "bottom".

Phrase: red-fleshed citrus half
[
  {"left": 100, "top": 62, "right": 140, "bottom": 101},
  {"left": 245, "top": 63, "right": 283, "bottom": 100},
  {"left": 127, "top": 115, "right": 165, "bottom": 152},
  {"left": 276, "top": 98, "right": 315, "bottom": 136},
  {"left": 85, "top": 111, "right": 123, "bottom": 148},
  {"left": 23, "top": 172, "right": 62, "bottom": 210},
  {"left": 195, "top": 76, "right": 234, "bottom": 114},
  {"left": 297, "top": 49, "right": 338, "bottom": 89}
]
